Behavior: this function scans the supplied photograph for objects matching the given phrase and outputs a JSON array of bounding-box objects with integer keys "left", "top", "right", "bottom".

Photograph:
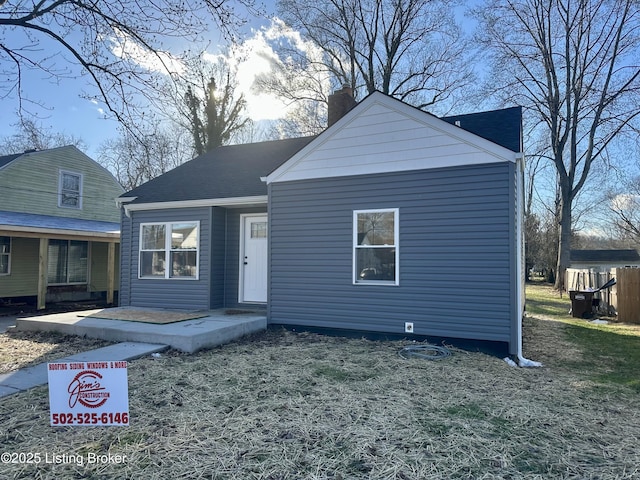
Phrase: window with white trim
[
  {"left": 59, "top": 170, "right": 83, "bottom": 209},
  {"left": 353, "top": 209, "right": 399, "bottom": 285},
  {"left": 139, "top": 222, "right": 199, "bottom": 279},
  {"left": 0, "top": 236, "right": 10, "bottom": 275},
  {"left": 47, "top": 240, "right": 88, "bottom": 284}
]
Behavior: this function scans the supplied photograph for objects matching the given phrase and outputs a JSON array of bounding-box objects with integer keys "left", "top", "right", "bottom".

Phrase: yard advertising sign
[{"left": 47, "top": 361, "right": 129, "bottom": 426}]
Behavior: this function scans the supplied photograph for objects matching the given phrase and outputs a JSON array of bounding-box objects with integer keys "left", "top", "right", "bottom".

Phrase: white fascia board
[
  {"left": 266, "top": 91, "right": 520, "bottom": 185},
  {"left": 122, "top": 196, "right": 268, "bottom": 215},
  {"left": 116, "top": 196, "right": 138, "bottom": 208}
]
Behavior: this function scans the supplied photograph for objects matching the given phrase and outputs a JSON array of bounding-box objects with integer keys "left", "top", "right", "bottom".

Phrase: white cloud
[
  {"left": 106, "top": 18, "right": 329, "bottom": 123},
  {"left": 612, "top": 193, "right": 640, "bottom": 211},
  {"left": 109, "top": 28, "right": 185, "bottom": 76},
  {"left": 200, "top": 18, "right": 330, "bottom": 122}
]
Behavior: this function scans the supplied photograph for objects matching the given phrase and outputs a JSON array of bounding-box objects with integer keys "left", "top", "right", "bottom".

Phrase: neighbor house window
[
  {"left": 48, "top": 240, "right": 88, "bottom": 284},
  {"left": 0, "top": 236, "right": 10, "bottom": 275},
  {"left": 59, "top": 170, "right": 83, "bottom": 209},
  {"left": 353, "top": 209, "right": 399, "bottom": 285},
  {"left": 139, "top": 222, "right": 199, "bottom": 279}
]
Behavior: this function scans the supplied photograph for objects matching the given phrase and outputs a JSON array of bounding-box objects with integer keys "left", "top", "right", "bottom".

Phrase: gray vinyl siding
[
  {"left": 209, "top": 207, "right": 226, "bottom": 308},
  {"left": 268, "top": 163, "right": 517, "bottom": 350},
  {"left": 119, "top": 211, "right": 133, "bottom": 306},
  {"left": 119, "top": 206, "right": 266, "bottom": 310},
  {"left": 124, "top": 207, "right": 211, "bottom": 310}
]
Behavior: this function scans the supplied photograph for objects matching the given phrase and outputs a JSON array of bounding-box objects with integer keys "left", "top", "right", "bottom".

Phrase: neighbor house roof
[
  {"left": 121, "top": 136, "right": 316, "bottom": 205},
  {"left": 0, "top": 210, "right": 120, "bottom": 239},
  {"left": 570, "top": 249, "right": 640, "bottom": 263},
  {"left": 0, "top": 152, "right": 24, "bottom": 170}
]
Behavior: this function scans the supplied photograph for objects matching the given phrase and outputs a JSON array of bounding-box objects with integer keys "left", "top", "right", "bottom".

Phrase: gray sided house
[
  {"left": 119, "top": 92, "right": 526, "bottom": 356},
  {"left": 0, "top": 145, "right": 124, "bottom": 308}
]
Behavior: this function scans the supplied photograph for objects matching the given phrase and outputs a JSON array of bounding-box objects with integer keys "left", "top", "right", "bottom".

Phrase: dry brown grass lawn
[
  {"left": 1, "top": 313, "right": 640, "bottom": 480},
  {"left": 0, "top": 331, "right": 112, "bottom": 374}
]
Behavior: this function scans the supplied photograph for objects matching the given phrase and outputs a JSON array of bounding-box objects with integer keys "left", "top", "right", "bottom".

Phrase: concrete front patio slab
[{"left": 12, "top": 308, "right": 267, "bottom": 354}]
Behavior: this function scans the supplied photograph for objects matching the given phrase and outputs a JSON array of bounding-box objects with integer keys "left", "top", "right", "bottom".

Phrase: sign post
[{"left": 47, "top": 361, "right": 129, "bottom": 426}]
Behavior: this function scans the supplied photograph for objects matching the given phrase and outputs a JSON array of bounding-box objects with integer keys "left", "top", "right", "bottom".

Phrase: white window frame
[
  {"left": 0, "top": 236, "right": 11, "bottom": 276},
  {"left": 58, "top": 170, "right": 83, "bottom": 209},
  {"left": 139, "top": 221, "right": 200, "bottom": 280},
  {"left": 353, "top": 208, "right": 399, "bottom": 285}
]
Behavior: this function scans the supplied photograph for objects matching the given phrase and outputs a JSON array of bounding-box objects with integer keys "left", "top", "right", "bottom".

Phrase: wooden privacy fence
[
  {"left": 565, "top": 268, "right": 617, "bottom": 315},
  {"left": 616, "top": 268, "right": 640, "bottom": 324},
  {"left": 565, "top": 267, "right": 640, "bottom": 323}
]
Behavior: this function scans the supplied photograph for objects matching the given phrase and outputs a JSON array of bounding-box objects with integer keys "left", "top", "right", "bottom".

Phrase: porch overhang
[
  {"left": 119, "top": 196, "right": 268, "bottom": 217},
  {"left": 0, "top": 211, "right": 120, "bottom": 310}
]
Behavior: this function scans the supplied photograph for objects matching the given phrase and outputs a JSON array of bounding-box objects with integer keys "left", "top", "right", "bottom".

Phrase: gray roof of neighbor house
[
  {"left": 0, "top": 210, "right": 120, "bottom": 236},
  {"left": 570, "top": 249, "right": 640, "bottom": 263},
  {"left": 0, "top": 152, "right": 24, "bottom": 170},
  {"left": 122, "top": 136, "right": 317, "bottom": 204}
]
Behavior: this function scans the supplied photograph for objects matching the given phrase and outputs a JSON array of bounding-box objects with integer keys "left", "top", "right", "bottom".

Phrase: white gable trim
[{"left": 266, "top": 92, "right": 519, "bottom": 185}]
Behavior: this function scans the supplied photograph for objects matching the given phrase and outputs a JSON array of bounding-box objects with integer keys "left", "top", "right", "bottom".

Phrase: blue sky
[{"left": 0, "top": 2, "right": 279, "bottom": 157}]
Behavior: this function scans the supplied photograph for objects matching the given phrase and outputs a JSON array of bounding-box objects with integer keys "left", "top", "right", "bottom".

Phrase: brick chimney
[{"left": 328, "top": 85, "right": 357, "bottom": 127}]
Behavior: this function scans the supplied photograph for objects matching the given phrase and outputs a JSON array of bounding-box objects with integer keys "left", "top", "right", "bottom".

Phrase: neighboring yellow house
[{"left": 0, "top": 145, "right": 124, "bottom": 309}]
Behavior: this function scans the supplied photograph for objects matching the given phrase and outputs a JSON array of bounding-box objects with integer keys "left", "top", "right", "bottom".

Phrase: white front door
[{"left": 240, "top": 214, "right": 268, "bottom": 303}]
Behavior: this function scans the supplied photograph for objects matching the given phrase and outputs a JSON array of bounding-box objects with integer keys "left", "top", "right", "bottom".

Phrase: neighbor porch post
[
  {"left": 107, "top": 242, "right": 115, "bottom": 305},
  {"left": 37, "top": 237, "right": 48, "bottom": 310}
]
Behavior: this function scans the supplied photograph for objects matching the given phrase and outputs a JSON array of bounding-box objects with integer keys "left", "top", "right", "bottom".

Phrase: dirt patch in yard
[{"left": 1, "top": 316, "right": 639, "bottom": 479}]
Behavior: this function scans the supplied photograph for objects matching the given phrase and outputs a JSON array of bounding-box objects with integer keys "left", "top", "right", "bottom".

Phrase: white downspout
[{"left": 510, "top": 153, "right": 542, "bottom": 368}]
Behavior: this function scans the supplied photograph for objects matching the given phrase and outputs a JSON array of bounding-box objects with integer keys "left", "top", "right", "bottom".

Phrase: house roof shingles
[
  {"left": 441, "top": 106, "right": 522, "bottom": 153},
  {"left": 570, "top": 249, "right": 640, "bottom": 263},
  {"left": 123, "top": 136, "right": 316, "bottom": 204},
  {"left": 122, "top": 97, "right": 522, "bottom": 206}
]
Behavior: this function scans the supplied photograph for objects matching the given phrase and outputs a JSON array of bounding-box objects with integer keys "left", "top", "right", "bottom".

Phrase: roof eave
[{"left": 122, "top": 196, "right": 268, "bottom": 216}]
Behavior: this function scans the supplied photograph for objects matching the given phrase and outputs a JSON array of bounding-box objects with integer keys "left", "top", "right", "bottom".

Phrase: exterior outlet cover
[{"left": 405, "top": 322, "right": 414, "bottom": 333}]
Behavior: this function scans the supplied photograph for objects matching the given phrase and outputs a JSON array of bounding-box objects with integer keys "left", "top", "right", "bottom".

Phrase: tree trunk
[{"left": 554, "top": 191, "right": 572, "bottom": 291}]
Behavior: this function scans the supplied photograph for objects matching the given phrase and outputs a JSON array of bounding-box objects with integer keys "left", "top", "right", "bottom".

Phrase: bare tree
[
  {"left": 609, "top": 179, "right": 640, "bottom": 245},
  {"left": 0, "top": 0, "right": 255, "bottom": 128},
  {"left": 0, "top": 118, "right": 86, "bottom": 154},
  {"left": 269, "top": 0, "right": 472, "bottom": 110},
  {"left": 476, "top": 0, "right": 640, "bottom": 290},
  {"left": 182, "top": 62, "right": 250, "bottom": 154},
  {"left": 97, "top": 121, "right": 190, "bottom": 190}
]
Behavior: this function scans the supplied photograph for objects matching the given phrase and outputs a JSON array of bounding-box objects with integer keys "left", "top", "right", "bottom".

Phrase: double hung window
[
  {"left": 139, "top": 222, "right": 199, "bottom": 279},
  {"left": 59, "top": 171, "right": 83, "bottom": 209},
  {"left": 0, "top": 236, "right": 10, "bottom": 275},
  {"left": 353, "top": 209, "right": 399, "bottom": 285}
]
